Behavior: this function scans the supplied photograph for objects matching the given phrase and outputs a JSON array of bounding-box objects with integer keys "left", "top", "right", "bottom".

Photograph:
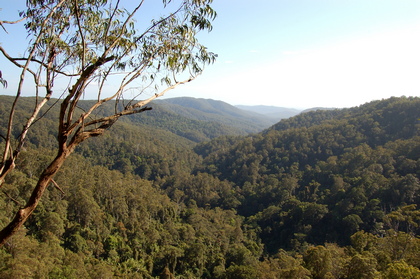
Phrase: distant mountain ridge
[
  {"left": 155, "top": 97, "right": 278, "bottom": 133},
  {"left": 300, "top": 107, "right": 337, "bottom": 114},
  {"left": 235, "top": 104, "right": 302, "bottom": 121},
  {"left": 0, "top": 96, "right": 281, "bottom": 146},
  {"left": 0, "top": 95, "right": 346, "bottom": 146}
]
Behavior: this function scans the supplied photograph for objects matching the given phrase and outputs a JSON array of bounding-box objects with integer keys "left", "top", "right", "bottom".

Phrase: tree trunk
[{"left": 0, "top": 149, "right": 69, "bottom": 246}]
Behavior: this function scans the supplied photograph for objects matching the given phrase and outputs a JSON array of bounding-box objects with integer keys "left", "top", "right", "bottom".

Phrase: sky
[{"left": 1, "top": 0, "right": 420, "bottom": 109}]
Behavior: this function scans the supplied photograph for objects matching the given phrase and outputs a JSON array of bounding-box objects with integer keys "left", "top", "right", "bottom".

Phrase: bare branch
[
  {"left": 61, "top": 55, "right": 116, "bottom": 136},
  {"left": 0, "top": 0, "right": 67, "bottom": 187},
  {"left": 0, "top": 17, "right": 26, "bottom": 34},
  {"left": 126, "top": 76, "right": 196, "bottom": 110},
  {"left": 0, "top": 46, "right": 38, "bottom": 77},
  {"left": 1, "top": 190, "right": 22, "bottom": 206},
  {"left": 2, "top": 54, "right": 79, "bottom": 77},
  {"left": 0, "top": 18, "right": 26, "bottom": 25},
  {"left": 50, "top": 179, "right": 65, "bottom": 195},
  {"left": 74, "top": 0, "right": 86, "bottom": 70}
]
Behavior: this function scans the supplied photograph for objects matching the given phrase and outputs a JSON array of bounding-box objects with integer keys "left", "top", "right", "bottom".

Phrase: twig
[
  {"left": 50, "top": 179, "right": 65, "bottom": 195},
  {"left": 0, "top": 17, "right": 26, "bottom": 34},
  {"left": 2, "top": 190, "right": 22, "bottom": 206}
]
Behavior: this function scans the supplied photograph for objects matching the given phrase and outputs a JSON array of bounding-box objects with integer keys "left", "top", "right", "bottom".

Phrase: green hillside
[
  {"left": 195, "top": 96, "right": 420, "bottom": 249},
  {"left": 0, "top": 96, "right": 419, "bottom": 278},
  {"left": 0, "top": 95, "right": 275, "bottom": 147},
  {"left": 156, "top": 97, "right": 277, "bottom": 133}
]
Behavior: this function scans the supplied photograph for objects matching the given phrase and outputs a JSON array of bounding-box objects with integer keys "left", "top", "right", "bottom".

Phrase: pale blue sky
[
  {"left": 179, "top": 0, "right": 420, "bottom": 108},
  {"left": 1, "top": 1, "right": 420, "bottom": 109}
]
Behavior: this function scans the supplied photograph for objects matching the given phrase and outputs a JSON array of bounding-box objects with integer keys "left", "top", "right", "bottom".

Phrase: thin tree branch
[
  {"left": 0, "top": 53, "right": 79, "bottom": 77},
  {"left": 50, "top": 179, "right": 65, "bottom": 195},
  {"left": 2, "top": 190, "right": 22, "bottom": 206},
  {"left": 0, "top": 17, "right": 26, "bottom": 33},
  {"left": 126, "top": 76, "right": 196, "bottom": 110},
  {"left": 0, "top": 0, "right": 67, "bottom": 187},
  {"left": 0, "top": 47, "right": 38, "bottom": 77},
  {"left": 62, "top": 55, "right": 116, "bottom": 135},
  {"left": 74, "top": 0, "right": 86, "bottom": 70},
  {"left": 0, "top": 18, "right": 26, "bottom": 25}
]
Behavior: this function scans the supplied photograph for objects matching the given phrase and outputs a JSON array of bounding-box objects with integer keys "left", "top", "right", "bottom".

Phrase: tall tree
[{"left": 0, "top": 0, "right": 216, "bottom": 245}]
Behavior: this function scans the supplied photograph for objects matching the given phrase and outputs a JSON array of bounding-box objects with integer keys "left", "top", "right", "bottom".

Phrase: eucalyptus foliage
[
  {"left": 19, "top": 0, "right": 216, "bottom": 96},
  {"left": 0, "top": 0, "right": 216, "bottom": 245}
]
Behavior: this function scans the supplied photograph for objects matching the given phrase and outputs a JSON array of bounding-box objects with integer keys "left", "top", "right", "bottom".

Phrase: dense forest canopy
[{"left": 0, "top": 96, "right": 419, "bottom": 278}]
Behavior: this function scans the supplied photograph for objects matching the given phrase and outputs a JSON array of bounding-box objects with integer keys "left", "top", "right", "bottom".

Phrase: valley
[{"left": 0, "top": 95, "right": 419, "bottom": 278}]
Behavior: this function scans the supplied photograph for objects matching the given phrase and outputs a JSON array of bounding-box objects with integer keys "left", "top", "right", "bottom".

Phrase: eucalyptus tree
[{"left": 0, "top": 0, "right": 216, "bottom": 245}]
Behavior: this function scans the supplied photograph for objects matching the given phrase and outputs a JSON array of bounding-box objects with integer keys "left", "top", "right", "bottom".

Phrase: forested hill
[
  {"left": 1, "top": 96, "right": 420, "bottom": 278},
  {"left": 269, "top": 97, "right": 418, "bottom": 141},
  {"left": 194, "top": 96, "right": 420, "bottom": 248},
  {"left": 155, "top": 97, "right": 277, "bottom": 132},
  {"left": 0, "top": 95, "right": 276, "bottom": 145}
]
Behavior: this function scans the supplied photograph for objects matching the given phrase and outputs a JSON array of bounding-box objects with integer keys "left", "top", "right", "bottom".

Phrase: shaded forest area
[{"left": 0, "top": 96, "right": 419, "bottom": 278}]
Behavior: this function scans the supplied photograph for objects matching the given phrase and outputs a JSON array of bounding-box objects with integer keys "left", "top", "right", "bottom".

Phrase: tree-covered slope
[
  {"left": 197, "top": 97, "right": 419, "bottom": 181},
  {"left": 195, "top": 96, "right": 420, "bottom": 250},
  {"left": 156, "top": 97, "right": 277, "bottom": 133},
  {"left": 0, "top": 95, "right": 273, "bottom": 146},
  {"left": 1, "top": 96, "right": 419, "bottom": 278},
  {"left": 0, "top": 95, "right": 277, "bottom": 182},
  {"left": 270, "top": 97, "right": 419, "bottom": 142}
]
